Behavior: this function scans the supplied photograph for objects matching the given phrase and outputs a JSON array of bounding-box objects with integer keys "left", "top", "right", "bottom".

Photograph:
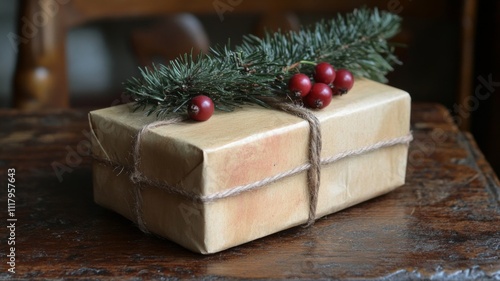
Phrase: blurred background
[{"left": 1, "top": 0, "right": 499, "bottom": 173}]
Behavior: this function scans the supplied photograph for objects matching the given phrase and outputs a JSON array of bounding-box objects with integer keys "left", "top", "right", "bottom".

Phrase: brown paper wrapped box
[{"left": 89, "top": 78, "right": 411, "bottom": 254}]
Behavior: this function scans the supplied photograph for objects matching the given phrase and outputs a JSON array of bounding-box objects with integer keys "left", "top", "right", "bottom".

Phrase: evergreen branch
[{"left": 124, "top": 7, "right": 402, "bottom": 118}]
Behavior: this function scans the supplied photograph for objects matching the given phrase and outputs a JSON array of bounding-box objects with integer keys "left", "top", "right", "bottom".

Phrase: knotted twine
[{"left": 96, "top": 102, "right": 413, "bottom": 233}]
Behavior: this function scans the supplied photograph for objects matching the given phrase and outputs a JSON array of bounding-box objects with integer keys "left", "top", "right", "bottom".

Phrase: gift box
[{"left": 89, "top": 78, "right": 411, "bottom": 254}]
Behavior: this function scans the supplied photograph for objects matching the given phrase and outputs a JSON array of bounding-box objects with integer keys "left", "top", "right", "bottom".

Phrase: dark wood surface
[{"left": 0, "top": 103, "right": 499, "bottom": 280}]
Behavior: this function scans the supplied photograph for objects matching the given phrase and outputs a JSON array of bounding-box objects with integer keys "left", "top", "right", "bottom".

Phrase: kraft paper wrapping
[{"left": 89, "top": 78, "right": 411, "bottom": 254}]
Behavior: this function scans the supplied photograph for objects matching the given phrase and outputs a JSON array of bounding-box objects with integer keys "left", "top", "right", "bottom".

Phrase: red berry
[
  {"left": 288, "top": 73, "right": 312, "bottom": 97},
  {"left": 188, "top": 95, "right": 214, "bottom": 121},
  {"left": 333, "top": 69, "right": 354, "bottom": 95},
  {"left": 314, "top": 62, "right": 336, "bottom": 84},
  {"left": 304, "top": 83, "right": 333, "bottom": 109}
]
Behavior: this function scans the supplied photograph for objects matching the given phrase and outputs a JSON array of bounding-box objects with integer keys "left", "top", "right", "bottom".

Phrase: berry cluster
[
  {"left": 288, "top": 63, "right": 354, "bottom": 109},
  {"left": 186, "top": 62, "right": 354, "bottom": 121}
]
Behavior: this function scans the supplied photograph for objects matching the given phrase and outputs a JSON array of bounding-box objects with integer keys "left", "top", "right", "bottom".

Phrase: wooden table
[{"left": 1, "top": 103, "right": 499, "bottom": 280}]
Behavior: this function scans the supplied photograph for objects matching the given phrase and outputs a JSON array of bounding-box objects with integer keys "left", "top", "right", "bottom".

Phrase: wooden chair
[
  {"left": 12, "top": 0, "right": 477, "bottom": 129},
  {"left": 130, "top": 14, "right": 210, "bottom": 67}
]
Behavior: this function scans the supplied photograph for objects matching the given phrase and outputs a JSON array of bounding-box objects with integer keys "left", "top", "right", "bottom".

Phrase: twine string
[
  {"left": 132, "top": 185, "right": 148, "bottom": 233},
  {"left": 269, "top": 102, "right": 322, "bottom": 226},
  {"left": 129, "top": 117, "right": 186, "bottom": 232},
  {"left": 94, "top": 133, "right": 412, "bottom": 201},
  {"left": 130, "top": 117, "right": 186, "bottom": 183},
  {"left": 200, "top": 133, "right": 413, "bottom": 201}
]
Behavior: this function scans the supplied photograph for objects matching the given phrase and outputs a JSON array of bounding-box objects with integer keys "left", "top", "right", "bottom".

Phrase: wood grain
[{"left": 0, "top": 103, "right": 499, "bottom": 280}]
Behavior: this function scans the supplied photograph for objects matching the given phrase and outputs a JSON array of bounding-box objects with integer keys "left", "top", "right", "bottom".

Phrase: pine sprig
[{"left": 125, "top": 8, "right": 402, "bottom": 117}]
